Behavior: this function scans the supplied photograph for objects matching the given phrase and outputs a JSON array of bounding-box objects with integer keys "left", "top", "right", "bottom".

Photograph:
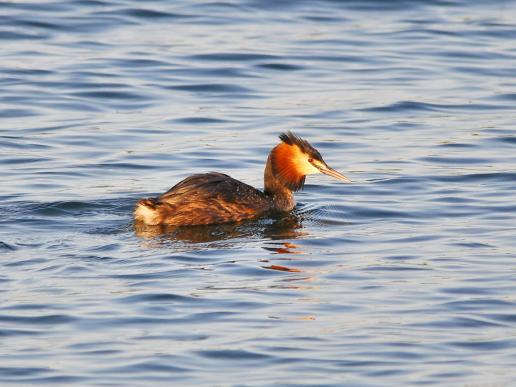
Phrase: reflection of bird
[{"left": 134, "top": 131, "right": 350, "bottom": 226}]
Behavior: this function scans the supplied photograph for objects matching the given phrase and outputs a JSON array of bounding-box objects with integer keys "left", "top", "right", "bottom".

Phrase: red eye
[{"left": 308, "top": 158, "right": 313, "bottom": 163}]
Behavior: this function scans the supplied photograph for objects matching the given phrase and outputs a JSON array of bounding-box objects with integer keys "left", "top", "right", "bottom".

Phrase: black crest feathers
[{"left": 279, "top": 131, "right": 323, "bottom": 161}]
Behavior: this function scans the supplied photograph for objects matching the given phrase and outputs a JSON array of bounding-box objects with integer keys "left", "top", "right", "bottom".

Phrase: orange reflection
[
  {"left": 262, "top": 264, "right": 303, "bottom": 272},
  {"left": 263, "top": 241, "right": 303, "bottom": 254}
]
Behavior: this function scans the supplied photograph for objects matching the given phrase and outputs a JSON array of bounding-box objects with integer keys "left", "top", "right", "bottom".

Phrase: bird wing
[{"left": 156, "top": 172, "right": 271, "bottom": 225}]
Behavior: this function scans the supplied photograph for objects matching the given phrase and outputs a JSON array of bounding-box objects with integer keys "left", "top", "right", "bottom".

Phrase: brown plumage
[{"left": 134, "top": 131, "right": 351, "bottom": 226}]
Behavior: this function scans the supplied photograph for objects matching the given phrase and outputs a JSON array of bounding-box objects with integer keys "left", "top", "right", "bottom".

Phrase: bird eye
[{"left": 308, "top": 158, "right": 313, "bottom": 163}]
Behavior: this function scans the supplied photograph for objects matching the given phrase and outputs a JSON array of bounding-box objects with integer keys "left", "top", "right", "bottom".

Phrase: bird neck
[{"left": 263, "top": 151, "right": 296, "bottom": 212}]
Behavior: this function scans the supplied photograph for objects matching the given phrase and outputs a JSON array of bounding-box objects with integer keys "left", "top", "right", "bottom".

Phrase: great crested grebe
[{"left": 134, "top": 131, "right": 350, "bottom": 226}]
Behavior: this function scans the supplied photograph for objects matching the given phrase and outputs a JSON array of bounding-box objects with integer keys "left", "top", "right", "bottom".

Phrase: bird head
[{"left": 270, "top": 131, "right": 351, "bottom": 191}]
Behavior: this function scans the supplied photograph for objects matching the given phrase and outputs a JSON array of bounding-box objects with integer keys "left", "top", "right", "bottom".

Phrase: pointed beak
[{"left": 318, "top": 163, "right": 351, "bottom": 183}]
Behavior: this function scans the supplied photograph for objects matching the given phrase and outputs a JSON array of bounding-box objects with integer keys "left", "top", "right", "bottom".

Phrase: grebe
[{"left": 134, "top": 131, "right": 350, "bottom": 226}]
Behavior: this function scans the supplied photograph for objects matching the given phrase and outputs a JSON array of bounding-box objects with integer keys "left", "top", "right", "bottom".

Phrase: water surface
[{"left": 1, "top": 0, "right": 516, "bottom": 385}]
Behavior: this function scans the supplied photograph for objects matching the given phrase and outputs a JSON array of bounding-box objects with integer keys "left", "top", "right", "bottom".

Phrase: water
[{"left": 1, "top": 0, "right": 516, "bottom": 385}]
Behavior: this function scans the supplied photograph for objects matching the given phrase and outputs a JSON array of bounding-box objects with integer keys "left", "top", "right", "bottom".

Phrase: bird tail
[{"left": 134, "top": 198, "right": 161, "bottom": 226}]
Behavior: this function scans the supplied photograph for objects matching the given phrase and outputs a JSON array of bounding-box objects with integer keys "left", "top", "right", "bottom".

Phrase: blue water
[{"left": 1, "top": 0, "right": 516, "bottom": 385}]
